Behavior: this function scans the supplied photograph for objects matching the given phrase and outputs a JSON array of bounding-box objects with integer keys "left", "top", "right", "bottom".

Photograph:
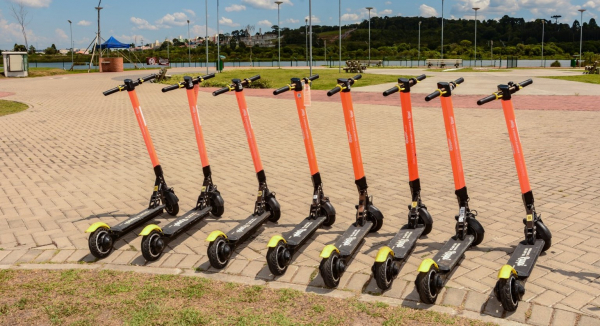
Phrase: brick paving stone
[
  {"left": 50, "top": 250, "right": 75, "bottom": 263},
  {"left": 32, "top": 250, "right": 57, "bottom": 263},
  {"left": 550, "top": 309, "right": 578, "bottom": 326},
  {"left": 532, "top": 290, "right": 566, "bottom": 307},
  {"left": 176, "top": 254, "right": 203, "bottom": 270},
  {"left": 111, "top": 251, "right": 138, "bottom": 265},
  {"left": 15, "top": 250, "right": 41, "bottom": 263},
  {"left": 224, "top": 259, "right": 249, "bottom": 275},
  {"left": 273, "top": 265, "right": 298, "bottom": 284},
  {"left": 561, "top": 291, "right": 594, "bottom": 310},
  {"left": 528, "top": 304, "right": 554, "bottom": 326},
  {"left": 160, "top": 253, "right": 186, "bottom": 268},
  {"left": 505, "top": 301, "right": 531, "bottom": 324},
  {"left": 344, "top": 273, "right": 371, "bottom": 292},
  {"left": 464, "top": 291, "right": 488, "bottom": 313},
  {"left": 440, "top": 288, "right": 466, "bottom": 307},
  {"left": 292, "top": 266, "right": 317, "bottom": 285},
  {"left": 240, "top": 260, "right": 264, "bottom": 278},
  {"left": 578, "top": 315, "right": 600, "bottom": 326}
]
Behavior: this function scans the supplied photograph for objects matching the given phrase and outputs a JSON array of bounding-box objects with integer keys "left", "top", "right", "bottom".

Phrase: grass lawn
[
  {"left": 543, "top": 74, "right": 600, "bottom": 84},
  {"left": 0, "top": 100, "right": 28, "bottom": 116},
  {"left": 0, "top": 269, "right": 495, "bottom": 326},
  {"left": 161, "top": 68, "right": 404, "bottom": 90},
  {"left": 0, "top": 67, "right": 142, "bottom": 78},
  {"left": 426, "top": 68, "right": 512, "bottom": 73}
]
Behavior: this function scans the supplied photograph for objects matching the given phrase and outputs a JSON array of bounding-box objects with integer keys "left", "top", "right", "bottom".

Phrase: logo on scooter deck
[
  {"left": 342, "top": 229, "right": 361, "bottom": 247},
  {"left": 515, "top": 247, "right": 532, "bottom": 267},
  {"left": 292, "top": 222, "right": 313, "bottom": 238},
  {"left": 172, "top": 211, "right": 202, "bottom": 228},
  {"left": 122, "top": 211, "right": 149, "bottom": 226},
  {"left": 441, "top": 243, "right": 461, "bottom": 261},
  {"left": 236, "top": 218, "right": 258, "bottom": 233},
  {"left": 393, "top": 231, "right": 413, "bottom": 249}
]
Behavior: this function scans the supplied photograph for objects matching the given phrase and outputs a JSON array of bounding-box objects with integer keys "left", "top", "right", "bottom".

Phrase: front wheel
[
  {"left": 467, "top": 218, "right": 485, "bottom": 247},
  {"left": 266, "top": 196, "right": 281, "bottom": 222},
  {"left": 415, "top": 267, "right": 443, "bottom": 304},
  {"left": 321, "top": 201, "right": 336, "bottom": 227},
  {"left": 209, "top": 192, "right": 225, "bottom": 217},
  {"left": 207, "top": 236, "right": 231, "bottom": 269},
  {"left": 535, "top": 220, "right": 552, "bottom": 252},
  {"left": 163, "top": 190, "right": 179, "bottom": 216},
  {"left": 88, "top": 227, "right": 113, "bottom": 259},
  {"left": 418, "top": 207, "right": 433, "bottom": 236},
  {"left": 367, "top": 205, "right": 384, "bottom": 233},
  {"left": 319, "top": 251, "right": 344, "bottom": 288},
  {"left": 373, "top": 253, "right": 399, "bottom": 291},
  {"left": 141, "top": 230, "right": 165, "bottom": 261},
  {"left": 496, "top": 275, "right": 524, "bottom": 312},
  {"left": 266, "top": 240, "right": 291, "bottom": 276}
]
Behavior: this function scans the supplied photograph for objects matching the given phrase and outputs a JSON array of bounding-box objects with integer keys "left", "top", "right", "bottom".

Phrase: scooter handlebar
[
  {"left": 477, "top": 94, "right": 498, "bottom": 106},
  {"left": 425, "top": 90, "right": 442, "bottom": 102},
  {"left": 477, "top": 79, "right": 532, "bottom": 105},
  {"left": 454, "top": 77, "right": 465, "bottom": 85},
  {"left": 273, "top": 85, "right": 292, "bottom": 96},
  {"left": 212, "top": 86, "right": 231, "bottom": 96},
  {"left": 351, "top": 74, "right": 362, "bottom": 81},
  {"left": 199, "top": 73, "right": 215, "bottom": 81},
  {"left": 161, "top": 83, "right": 184, "bottom": 93},
  {"left": 382, "top": 85, "right": 400, "bottom": 97},
  {"left": 519, "top": 79, "right": 533, "bottom": 88},
  {"left": 245, "top": 75, "right": 261, "bottom": 83},
  {"left": 327, "top": 85, "right": 342, "bottom": 97},
  {"left": 139, "top": 74, "right": 157, "bottom": 83},
  {"left": 416, "top": 74, "right": 427, "bottom": 82},
  {"left": 307, "top": 74, "right": 319, "bottom": 81},
  {"left": 103, "top": 86, "right": 124, "bottom": 96}
]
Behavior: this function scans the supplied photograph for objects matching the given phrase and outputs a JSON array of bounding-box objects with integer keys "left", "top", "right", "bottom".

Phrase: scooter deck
[
  {"left": 111, "top": 205, "right": 165, "bottom": 234},
  {"left": 226, "top": 211, "right": 272, "bottom": 244},
  {"left": 506, "top": 239, "right": 544, "bottom": 279},
  {"left": 433, "top": 235, "right": 474, "bottom": 273},
  {"left": 335, "top": 221, "right": 374, "bottom": 258},
  {"left": 388, "top": 226, "right": 425, "bottom": 260},
  {"left": 284, "top": 215, "right": 327, "bottom": 248},
  {"left": 161, "top": 206, "right": 212, "bottom": 239}
]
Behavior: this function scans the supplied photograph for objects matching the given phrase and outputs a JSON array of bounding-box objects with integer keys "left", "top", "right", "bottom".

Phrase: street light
[
  {"left": 217, "top": 0, "right": 220, "bottom": 73},
  {"left": 305, "top": 18, "right": 308, "bottom": 66},
  {"left": 68, "top": 20, "right": 73, "bottom": 69},
  {"left": 441, "top": 0, "right": 444, "bottom": 59},
  {"left": 541, "top": 19, "right": 545, "bottom": 67},
  {"left": 339, "top": 0, "right": 341, "bottom": 73},
  {"left": 205, "top": 0, "right": 209, "bottom": 74},
  {"left": 366, "top": 7, "right": 373, "bottom": 63},
  {"left": 187, "top": 19, "right": 191, "bottom": 67},
  {"left": 309, "top": 0, "right": 313, "bottom": 76},
  {"left": 473, "top": 7, "right": 479, "bottom": 67},
  {"left": 578, "top": 9, "right": 586, "bottom": 68},
  {"left": 275, "top": 1, "right": 283, "bottom": 69},
  {"left": 418, "top": 21, "right": 421, "bottom": 65}
]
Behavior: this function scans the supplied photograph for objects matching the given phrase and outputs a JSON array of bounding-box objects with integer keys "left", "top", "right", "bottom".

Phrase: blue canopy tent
[
  {"left": 95, "top": 36, "right": 131, "bottom": 50},
  {"left": 88, "top": 36, "right": 142, "bottom": 71}
]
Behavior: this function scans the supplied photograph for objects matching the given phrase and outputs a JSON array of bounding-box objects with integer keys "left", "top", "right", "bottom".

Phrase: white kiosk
[{"left": 2, "top": 52, "right": 28, "bottom": 77}]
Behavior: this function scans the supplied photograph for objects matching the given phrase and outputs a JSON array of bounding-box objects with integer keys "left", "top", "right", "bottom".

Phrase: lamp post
[
  {"left": 309, "top": 0, "right": 313, "bottom": 76},
  {"left": 578, "top": 9, "right": 586, "bottom": 68},
  {"left": 305, "top": 18, "right": 308, "bottom": 66},
  {"left": 339, "top": 0, "right": 341, "bottom": 73},
  {"left": 205, "top": 0, "right": 209, "bottom": 74},
  {"left": 541, "top": 19, "right": 545, "bottom": 67},
  {"left": 441, "top": 0, "right": 444, "bottom": 59},
  {"left": 68, "top": 20, "right": 73, "bottom": 69},
  {"left": 217, "top": 0, "right": 220, "bottom": 72},
  {"left": 95, "top": 2, "right": 103, "bottom": 72},
  {"left": 473, "top": 7, "right": 479, "bottom": 67},
  {"left": 187, "top": 19, "right": 191, "bottom": 67},
  {"left": 275, "top": 1, "right": 283, "bottom": 68},
  {"left": 366, "top": 7, "right": 373, "bottom": 63},
  {"left": 418, "top": 21, "right": 421, "bottom": 65}
]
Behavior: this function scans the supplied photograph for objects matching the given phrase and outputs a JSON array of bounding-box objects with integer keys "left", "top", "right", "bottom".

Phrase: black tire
[
  {"left": 266, "top": 240, "right": 289, "bottom": 276},
  {"left": 164, "top": 190, "right": 179, "bottom": 216},
  {"left": 498, "top": 275, "right": 521, "bottom": 312},
  {"left": 467, "top": 218, "right": 485, "bottom": 247},
  {"left": 141, "top": 230, "right": 165, "bottom": 261},
  {"left": 207, "top": 236, "right": 230, "bottom": 269},
  {"left": 374, "top": 253, "right": 397, "bottom": 291},
  {"left": 266, "top": 196, "right": 281, "bottom": 223},
  {"left": 209, "top": 192, "right": 225, "bottom": 217},
  {"left": 535, "top": 220, "right": 552, "bottom": 252},
  {"left": 88, "top": 227, "right": 113, "bottom": 259},
  {"left": 321, "top": 201, "right": 336, "bottom": 227},
  {"left": 418, "top": 207, "right": 433, "bottom": 236},
  {"left": 367, "top": 205, "right": 384, "bottom": 233},
  {"left": 415, "top": 268, "right": 441, "bottom": 304},
  {"left": 319, "top": 251, "right": 342, "bottom": 288}
]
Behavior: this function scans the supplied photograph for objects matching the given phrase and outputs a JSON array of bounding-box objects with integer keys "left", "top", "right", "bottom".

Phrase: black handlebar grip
[
  {"left": 424, "top": 90, "right": 441, "bottom": 102},
  {"left": 248, "top": 75, "right": 261, "bottom": 82},
  {"left": 201, "top": 73, "right": 216, "bottom": 81},
  {"left": 308, "top": 74, "right": 319, "bottom": 81},
  {"left": 352, "top": 74, "right": 362, "bottom": 81},
  {"left": 140, "top": 74, "right": 157, "bottom": 83},
  {"left": 162, "top": 84, "right": 181, "bottom": 93},
  {"left": 103, "top": 86, "right": 121, "bottom": 96},
  {"left": 454, "top": 77, "right": 465, "bottom": 85},
  {"left": 416, "top": 74, "right": 426, "bottom": 81},
  {"left": 327, "top": 86, "right": 342, "bottom": 97},
  {"left": 519, "top": 79, "right": 533, "bottom": 88},
  {"left": 477, "top": 94, "right": 498, "bottom": 106},
  {"left": 212, "top": 86, "right": 230, "bottom": 96},
  {"left": 273, "top": 86, "right": 291, "bottom": 96},
  {"left": 382, "top": 86, "right": 399, "bottom": 97}
]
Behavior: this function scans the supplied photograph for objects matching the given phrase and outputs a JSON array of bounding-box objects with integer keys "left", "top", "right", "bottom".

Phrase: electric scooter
[
  {"left": 415, "top": 78, "right": 485, "bottom": 304},
  {"left": 318, "top": 75, "right": 385, "bottom": 288},
  {"left": 135, "top": 74, "right": 225, "bottom": 261},
  {"left": 86, "top": 74, "right": 180, "bottom": 259},
  {"left": 206, "top": 75, "right": 281, "bottom": 269},
  {"left": 372, "top": 74, "right": 433, "bottom": 290},
  {"left": 477, "top": 79, "right": 552, "bottom": 312},
  {"left": 266, "top": 75, "right": 336, "bottom": 275}
]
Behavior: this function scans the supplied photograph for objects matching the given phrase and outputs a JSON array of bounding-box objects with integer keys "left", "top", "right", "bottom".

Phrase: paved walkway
[{"left": 1, "top": 68, "right": 600, "bottom": 326}]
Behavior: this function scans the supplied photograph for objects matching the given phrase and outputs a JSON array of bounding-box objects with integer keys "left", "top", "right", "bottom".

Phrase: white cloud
[
  {"left": 285, "top": 18, "right": 299, "bottom": 24},
  {"left": 241, "top": 0, "right": 293, "bottom": 10},
  {"left": 258, "top": 19, "right": 272, "bottom": 26},
  {"left": 379, "top": 9, "right": 393, "bottom": 16},
  {"left": 341, "top": 13, "right": 360, "bottom": 22},
  {"left": 342, "top": 8, "right": 377, "bottom": 22},
  {"left": 304, "top": 15, "right": 321, "bottom": 24},
  {"left": 420, "top": 4, "right": 438, "bottom": 17},
  {"left": 77, "top": 20, "right": 91, "bottom": 26},
  {"left": 130, "top": 17, "right": 159, "bottom": 30},
  {"left": 8, "top": 0, "right": 51, "bottom": 8},
  {"left": 55, "top": 28, "right": 67, "bottom": 40},
  {"left": 225, "top": 4, "right": 246, "bottom": 12},
  {"left": 156, "top": 12, "right": 190, "bottom": 27},
  {"left": 191, "top": 25, "right": 217, "bottom": 38},
  {"left": 220, "top": 16, "right": 240, "bottom": 27},
  {"left": 385, "top": 1, "right": 392, "bottom": 4},
  {"left": 184, "top": 9, "right": 196, "bottom": 17}
]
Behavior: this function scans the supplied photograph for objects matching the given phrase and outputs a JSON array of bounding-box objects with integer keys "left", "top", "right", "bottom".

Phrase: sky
[{"left": 1, "top": 0, "right": 599, "bottom": 50}]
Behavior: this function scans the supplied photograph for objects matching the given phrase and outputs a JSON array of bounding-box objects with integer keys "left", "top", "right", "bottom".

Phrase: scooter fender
[
  {"left": 267, "top": 235, "right": 287, "bottom": 248},
  {"left": 85, "top": 222, "right": 110, "bottom": 233},
  {"left": 319, "top": 245, "right": 340, "bottom": 259},
  {"left": 374, "top": 246, "right": 395, "bottom": 263},
  {"left": 206, "top": 230, "right": 227, "bottom": 242},
  {"left": 498, "top": 265, "right": 518, "bottom": 279},
  {"left": 139, "top": 225, "right": 162, "bottom": 236},
  {"left": 417, "top": 258, "right": 439, "bottom": 273}
]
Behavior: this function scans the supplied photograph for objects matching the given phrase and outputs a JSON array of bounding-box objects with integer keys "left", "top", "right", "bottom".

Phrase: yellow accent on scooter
[
  {"left": 319, "top": 245, "right": 340, "bottom": 258},
  {"left": 375, "top": 246, "right": 395, "bottom": 263},
  {"left": 85, "top": 222, "right": 110, "bottom": 233},
  {"left": 498, "top": 265, "right": 518, "bottom": 279},
  {"left": 139, "top": 225, "right": 162, "bottom": 236},
  {"left": 417, "top": 258, "right": 439, "bottom": 273},
  {"left": 267, "top": 235, "right": 286, "bottom": 248},
  {"left": 206, "top": 230, "right": 227, "bottom": 242}
]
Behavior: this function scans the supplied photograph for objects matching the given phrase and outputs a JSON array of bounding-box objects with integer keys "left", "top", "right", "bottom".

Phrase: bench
[
  {"left": 426, "top": 59, "right": 463, "bottom": 69},
  {"left": 358, "top": 60, "right": 382, "bottom": 67},
  {"left": 343, "top": 60, "right": 367, "bottom": 73},
  {"left": 583, "top": 61, "right": 599, "bottom": 75}
]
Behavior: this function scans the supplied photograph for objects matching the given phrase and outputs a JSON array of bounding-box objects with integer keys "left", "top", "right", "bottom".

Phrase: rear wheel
[
  {"left": 321, "top": 201, "right": 336, "bottom": 227},
  {"left": 373, "top": 253, "right": 399, "bottom": 291},
  {"left": 367, "top": 205, "right": 384, "bottom": 233},
  {"left": 415, "top": 267, "right": 442, "bottom": 304},
  {"left": 88, "top": 227, "right": 113, "bottom": 259},
  {"left": 164, "top": 190, "right": 179, "bottom": 216},
  {"left": 266, "top": 196, "right": 281, "bottom": 223},
  {"left": 266, "top": 240, "right": 290, "bottom": 276},
  {"left": 207, "top": 236, "right": 230, "bottom": 269},
  {"left": 209, "top": 192, "right": 225, "bottom": 217},
  {"left": 418, "top": 207, "right": 433, "bottom": 236},
  {"left": 535, "top": 220, "right": 552, "bottom": 252},
  {"left": 319, "top": 251, "right": 344, "bottom": 288},
  {"left": 497, "top": 275, "right": 523, "bottom": 312},
  {"left": 141, "top": 230, "right": 165, "bottom": 261},
  {"left": 467, "top": 218, "right": 485, "bottom": 246}
]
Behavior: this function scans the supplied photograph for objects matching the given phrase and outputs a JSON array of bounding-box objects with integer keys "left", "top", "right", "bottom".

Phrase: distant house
[{"left": 239, "top": 33, "right": 279, "bottom": 48}]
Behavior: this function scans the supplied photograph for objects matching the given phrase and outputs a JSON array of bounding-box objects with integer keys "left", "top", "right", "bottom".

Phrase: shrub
[{"left": 550, "top": 60, "right": 561, "bottom": 67}]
